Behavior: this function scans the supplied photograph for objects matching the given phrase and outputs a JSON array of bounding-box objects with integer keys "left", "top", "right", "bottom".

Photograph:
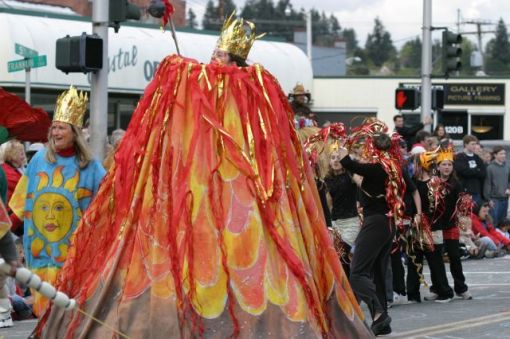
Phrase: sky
[{"left": 187, "top": 0, "right": 510, "bottom": 50}]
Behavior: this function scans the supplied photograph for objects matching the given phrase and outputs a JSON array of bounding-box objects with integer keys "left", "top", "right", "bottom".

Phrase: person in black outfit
[
  {"left": 393, "top": 114, "right": 432, "bottom": 151},
  {"left": 407, "top": 151, "right": 454, "bottom": 303},
  {"left": 338, "top": 132, "right": 401, "bottom": 336},
  {"left": 454, "top": 135, "right": 486, "bottom": 207},
  {"left": 325, "top": 149, "right": 359, "bottom": 276}
]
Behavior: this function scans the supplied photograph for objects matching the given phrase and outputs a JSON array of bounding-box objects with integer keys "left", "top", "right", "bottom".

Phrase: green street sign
[
  {"left": 7, "top": 55, "right": 47, "bottom": 73},
  {"left": 15, "top": 43, "right": 38, "bottom": 58}
]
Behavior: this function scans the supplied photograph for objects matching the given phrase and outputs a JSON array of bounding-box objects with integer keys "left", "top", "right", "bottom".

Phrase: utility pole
[
  {"left": 421, "top": 0, "right": 432, "bottom": 129},
  {"left": 90, "top": 0, "right": 109, "bottom": 160},
  {"left": 306, "top": 9, "right": 312, "bottom": 61},
  {"left": 463, "top": 20, "right": 494, "bottom": 74}
]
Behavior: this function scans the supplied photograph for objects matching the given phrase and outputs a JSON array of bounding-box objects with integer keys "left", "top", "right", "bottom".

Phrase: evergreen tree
[
  {"left": 202, "top": 0, "right": 219, "bottom": 30},
  {"left": 399, "top": 37, "right": 421, "bottom": 71},
  {"left": 365, "top": 17, "right": 396, "bottom": 67},
  {"left": 342, "top": 28, "right": 358, "bottom": 55},
  {"left": 485, "top": 18, "right": 510, "bottom": 74},
  {"left": 187, "top": 8, "right": 197, "bottom": 29},
  {"left": 459, "top": 38, "right": 475, "bottom": 75}
]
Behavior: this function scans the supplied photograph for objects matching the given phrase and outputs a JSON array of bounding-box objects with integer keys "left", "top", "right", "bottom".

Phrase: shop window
[{"left": 471, "top": 115, "right": 503, "bottom": 140}]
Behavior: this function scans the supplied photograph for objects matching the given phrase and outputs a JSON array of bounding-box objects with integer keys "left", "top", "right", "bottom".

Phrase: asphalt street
[{"left": 1, "top": 256, "right": 509, "bottom": 338}]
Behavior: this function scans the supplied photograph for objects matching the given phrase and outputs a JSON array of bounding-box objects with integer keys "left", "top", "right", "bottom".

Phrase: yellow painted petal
[
  {"left": 52, "top": 166, "right": 64, "bottom": 188},
  {"left": 9, "top": 175, "right": 28, "bottom": 219},
  {"left": 31, "top": 237, "right": 44, "bottom": 258},
  {"left": 64, "top": 170, "right": 80, "bottom": 191},
  {"left": 191, "top": 266, "right": 228, "bottom": 319}
]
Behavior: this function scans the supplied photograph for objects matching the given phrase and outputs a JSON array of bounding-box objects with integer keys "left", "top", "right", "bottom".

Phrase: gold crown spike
[
  {"left": 419, "top": 150, "right": 438, "bottom": 172},
  {"left": 53, "top": 86, "right": 88, "bottom": 128},
  {"left": 436, "top": 146, "right": 455, "bottom": 164},
  {"left": 215, "top": 12, "right": 266, "bottom": 60}
]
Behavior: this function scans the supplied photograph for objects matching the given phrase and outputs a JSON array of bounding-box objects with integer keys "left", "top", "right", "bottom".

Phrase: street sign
[
  {"left": 15, "top": 43, "right": 38, "bottom": 58},
  {"left": 7, "top": 55, "right": 47, "bottom": 73}
]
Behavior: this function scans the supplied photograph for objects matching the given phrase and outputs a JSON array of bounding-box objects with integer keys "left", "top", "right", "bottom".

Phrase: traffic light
[
  {"left": 56, "top": 33, "right": 103, "bottom": 73},
  {"left": 395, "top": 88, "right": 420, "bottom": 110},
  {"left": 432, "top": 88, "right": 444, "bottom": 110},
  {"left": 442, "top": 30, "right": 462, "bottom": 77},
  {"left": 109, "top": 0, "right": 141, "bottom": 33}
]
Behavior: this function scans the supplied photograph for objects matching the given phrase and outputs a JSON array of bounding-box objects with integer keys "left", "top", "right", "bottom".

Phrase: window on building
[{"left": 471, "top": 115, "right": 503, "bottom": 140}]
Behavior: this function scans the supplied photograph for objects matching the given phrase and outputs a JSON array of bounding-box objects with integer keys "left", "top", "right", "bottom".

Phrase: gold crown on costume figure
[
  {"left": 215, "top": 12, "right": 265, "bottom": 60},
  {"left": 436, "top": 146, "right": 455, "bottom": 163},
  {"left": 53, "top": 86, "right": 88, "bottom": 128},
  {"left": 419, "top": 150, "right": 438, "bottom": 172}
]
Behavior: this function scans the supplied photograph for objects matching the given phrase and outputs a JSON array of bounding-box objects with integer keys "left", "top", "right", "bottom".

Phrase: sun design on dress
[{"left": 25, "top": 166, "right": 92, "bottom": 265}]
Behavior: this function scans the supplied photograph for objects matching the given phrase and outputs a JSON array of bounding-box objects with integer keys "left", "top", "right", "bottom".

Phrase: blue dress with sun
[{"left": 9, "top": 148, "right": 105, "bottom": 315}]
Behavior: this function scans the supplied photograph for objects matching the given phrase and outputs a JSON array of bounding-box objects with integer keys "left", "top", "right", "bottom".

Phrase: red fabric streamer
[
  {"left": 161, "top": 0, "right": 175, "bottom": 27},
  {"left": 0, "top": 88, "right": 51, "bottom": 142}
]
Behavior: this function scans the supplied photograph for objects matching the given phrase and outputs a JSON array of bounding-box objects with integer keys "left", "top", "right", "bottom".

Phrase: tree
[
  {"left": 187, "top": 8, "right": 197, "bottom": 29},
  {"left": 485, "top": 18, "right": 510, "bottom": 74},
  {"left": 399, "top": 37, "right": 421, "bottom": 71},
  {"left": 202, "top": 0, "right": 237, "bottom": 31},
  {"left": 365, "top": 17, "right": 396, "bottom": 67},
  {"left": 459, "top": 38, "right": 476, "bottom": 76},
  {"left": 342, "top": 28, "right": 358, "bottom": 55}
]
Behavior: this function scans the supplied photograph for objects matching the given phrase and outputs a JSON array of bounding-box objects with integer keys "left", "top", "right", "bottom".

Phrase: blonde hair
[
  {"left": 1, "top": 139, "right": 25, "bottom": 166},
  {"left": 46, "top": 124, "right": 93, "bottom": 168},
  {"left": 297, "top": 127, "right": 332, "bottom": 181}
]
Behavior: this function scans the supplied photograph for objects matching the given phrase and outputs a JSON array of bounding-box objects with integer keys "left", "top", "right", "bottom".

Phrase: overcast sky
[{"left": 188, "top": 0, "right": 510, "bottom": 49}]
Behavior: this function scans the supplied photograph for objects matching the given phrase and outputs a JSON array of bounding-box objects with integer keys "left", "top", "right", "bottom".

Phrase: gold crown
[
  {"left": 54, "top": 86, "right": 88, "bottom": 128},
  {"left": 419, "top": 150, "right": 438, "bottom": 172},
  {"left": 436, "top": 147, "right": 455, "bottom": 163},
  {"left": 215, "top": 12, "right": 265, "bottom": 60}
]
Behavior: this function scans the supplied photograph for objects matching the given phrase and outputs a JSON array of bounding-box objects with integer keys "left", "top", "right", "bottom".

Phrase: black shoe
[
  {"left": 377, "top": 324, "right": 392, "bottom": 336},
  {"left": 371, "top": 312, "right": 391, "bottom": 336}
]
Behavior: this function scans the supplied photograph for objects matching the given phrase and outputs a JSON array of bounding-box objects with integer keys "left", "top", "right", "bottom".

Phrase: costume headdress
[
  {"left": 436, "top": 146, "right": 455, "bottom": 163},
  {"left": 293, "top": 84, "right": 306, "bottom": 95},
  {"left": 215, "top": 12, "right": 265, "bottom": 60},
  {"left": 53, "top": 86, "right": 88, "bottom": 128},
  {"left": 419, "top": 150, "right": 438, "bottom": 172}
]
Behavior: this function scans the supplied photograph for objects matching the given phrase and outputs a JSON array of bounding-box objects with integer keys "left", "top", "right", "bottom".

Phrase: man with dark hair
[
  {"left": 484, "top": 146, "right": 510, "bottom": 225},
  {"left": 454, "top": 135, "right": 486, "bottom": 207},
  {"left": 393, "top": 114, "right": 432, "bottom": 151}
]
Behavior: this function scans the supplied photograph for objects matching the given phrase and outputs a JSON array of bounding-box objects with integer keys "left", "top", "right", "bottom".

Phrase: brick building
[{"left": 16, "top": 0, "right": 187, "bottom": 26}]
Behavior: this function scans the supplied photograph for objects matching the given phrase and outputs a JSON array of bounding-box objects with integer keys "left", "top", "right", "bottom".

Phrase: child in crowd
[{"left": 7, "top": 238, "right": 33, "bottom": 320}]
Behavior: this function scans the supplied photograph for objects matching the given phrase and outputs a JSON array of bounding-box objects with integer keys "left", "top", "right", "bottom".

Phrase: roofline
[{"left": 0, "top": 7, "right": 285, "bottom": 41}]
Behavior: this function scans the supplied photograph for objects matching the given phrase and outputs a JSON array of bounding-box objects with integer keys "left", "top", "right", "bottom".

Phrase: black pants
[
  {"left": 407, "top": 244, "right": 453, "bottom": 300},
  {"left": 444, "top": 239, "right": 468, "bottom": 294},
  {"left": 350, "top": 214, "right": 395, "bottom": 319},
  {"left": 391, "top": 249, "right": 406, "bottom": 296}
]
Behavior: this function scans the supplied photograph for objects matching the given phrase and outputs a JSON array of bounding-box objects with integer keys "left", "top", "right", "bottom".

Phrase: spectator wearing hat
[
  {"left": 484, "top": 146, "right": 510, "bottom": 226},
  {"left": 289, "top": 83, "right": 316, "bottom": 124}
]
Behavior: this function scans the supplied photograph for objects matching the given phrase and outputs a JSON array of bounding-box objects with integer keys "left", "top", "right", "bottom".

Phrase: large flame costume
[{"left": 35, "top": 15, "right": 371, "bottom": 339}]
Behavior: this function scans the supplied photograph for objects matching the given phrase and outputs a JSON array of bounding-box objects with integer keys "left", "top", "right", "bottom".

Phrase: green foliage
[
  {"left": 202, "top": 0, "right": 237, "bottom": 31},
  {"left": 187, "top": 8, "right": 197, "bottom": 29},
  {"left": 459, "top": 39, "right": 475, "bottom": 75},
  {"left": 342, "top": 28, "right": 358, "bottom": 56},
  {"left": 365, "top": 17, "right": 396, "bottom": 67},
  {"left": 485, "top": 18, "right": 510, "bottom": 74},
  {"left": 399, "top": 37, "right": 421, "bottom": 71}
]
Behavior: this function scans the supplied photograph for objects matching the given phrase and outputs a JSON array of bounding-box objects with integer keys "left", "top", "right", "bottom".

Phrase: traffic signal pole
[
  {"left": 90, "top": 0, "right": 109, "bottom": 160},
  {"left": 421, "top": 0, "right": 432, "bottom": 131}
]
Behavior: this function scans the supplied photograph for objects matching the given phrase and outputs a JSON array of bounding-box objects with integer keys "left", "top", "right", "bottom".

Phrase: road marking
[{"left": 392, "top": 310, "right": 510, "bottom": 338}]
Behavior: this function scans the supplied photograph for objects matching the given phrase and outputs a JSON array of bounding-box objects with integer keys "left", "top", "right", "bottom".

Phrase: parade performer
[
  {"left": 9, "top": 86, "right": 106, "bottom": 316},
  {"left": 35, "top": 13, "right": 371, "bottom": 339},
  {"left": 337, "top": 119, "right": 406, "bottom": 336}
]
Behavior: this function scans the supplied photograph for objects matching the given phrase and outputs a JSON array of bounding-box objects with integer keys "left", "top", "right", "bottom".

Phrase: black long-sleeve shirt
[
  {"left": 340, "top": 156, "right": 388, "bottom": 217},
  {"left": 454, "top": 152, "right": 486, "bottom": 196},
  {"left": 325, "top": 172, "right": 358, "bottom": 220},
  {"left": 395, "top": 123, "right": 424, "bottom": 151}
]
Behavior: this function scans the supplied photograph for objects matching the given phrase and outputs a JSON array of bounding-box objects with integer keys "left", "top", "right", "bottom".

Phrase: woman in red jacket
[
  {"left": 0, "top": 140, "right": 26, "bottom": 201},
  {"left": 471, "top": 202, "right": 510, "bottom": 256}
]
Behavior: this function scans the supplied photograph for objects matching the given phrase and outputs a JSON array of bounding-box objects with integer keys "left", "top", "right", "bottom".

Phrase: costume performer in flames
[{"left": 34, "top": 13, "right": 372, "bottom": 338}]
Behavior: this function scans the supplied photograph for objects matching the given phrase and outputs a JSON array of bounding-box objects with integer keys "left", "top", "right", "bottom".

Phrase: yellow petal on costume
[
  {"left": 9, "top": 175, "right": 28, "bottom": 219},
  {"left": 28, "top": 228, "right": 34, "bottom": 236},
  {"left": 64, "top": 171, "right": 80, "bottom": 191},
  {"left": 31, "top": 237, "right": 44, "bottom": 257},
  {"left": 55, "top": 243, "right": 69, "bottom": 263},
  {"left": 36, "top": 172, "right": 49, "bottom": 192},
  {"left": 151, "top": 272, "right": 176, "bottom": 299},
  {"left": 224, "top": 210, "right": 262, "bottom": 269},
  {"left": 76, "top": 188, "right": 93, "bottom": 200},
  {"left": 52, "top": 166, "right": 64, "bottom": 188},
  {"left": 282, "top": 275, "right": 306, "bottom": 322},
  {"left": 191, "top": 266, "right": 228, "bottom": 319}
]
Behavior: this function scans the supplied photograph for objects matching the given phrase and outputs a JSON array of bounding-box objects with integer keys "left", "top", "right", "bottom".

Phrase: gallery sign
[{"left": 444, "top": 83, "right": 505, "bottom": 106}]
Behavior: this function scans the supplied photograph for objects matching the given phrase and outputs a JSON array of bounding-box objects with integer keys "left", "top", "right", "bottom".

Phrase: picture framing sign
[{"left": 443, "top": 83, "right": 505, "bottom": 106}]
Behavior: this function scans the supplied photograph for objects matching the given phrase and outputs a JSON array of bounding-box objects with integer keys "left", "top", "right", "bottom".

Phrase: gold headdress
[
  {"left": 53, "top": 86, "right": 88, "bottom": 128},
  {"left": 215, "top": 12, "right": 265, "bottom": 60},
  {"left": 419, "top": 150, "right": 438, "bottom": 172},
  {"left": 436, "top": 146, "right": 455, "bottom": 164}
]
